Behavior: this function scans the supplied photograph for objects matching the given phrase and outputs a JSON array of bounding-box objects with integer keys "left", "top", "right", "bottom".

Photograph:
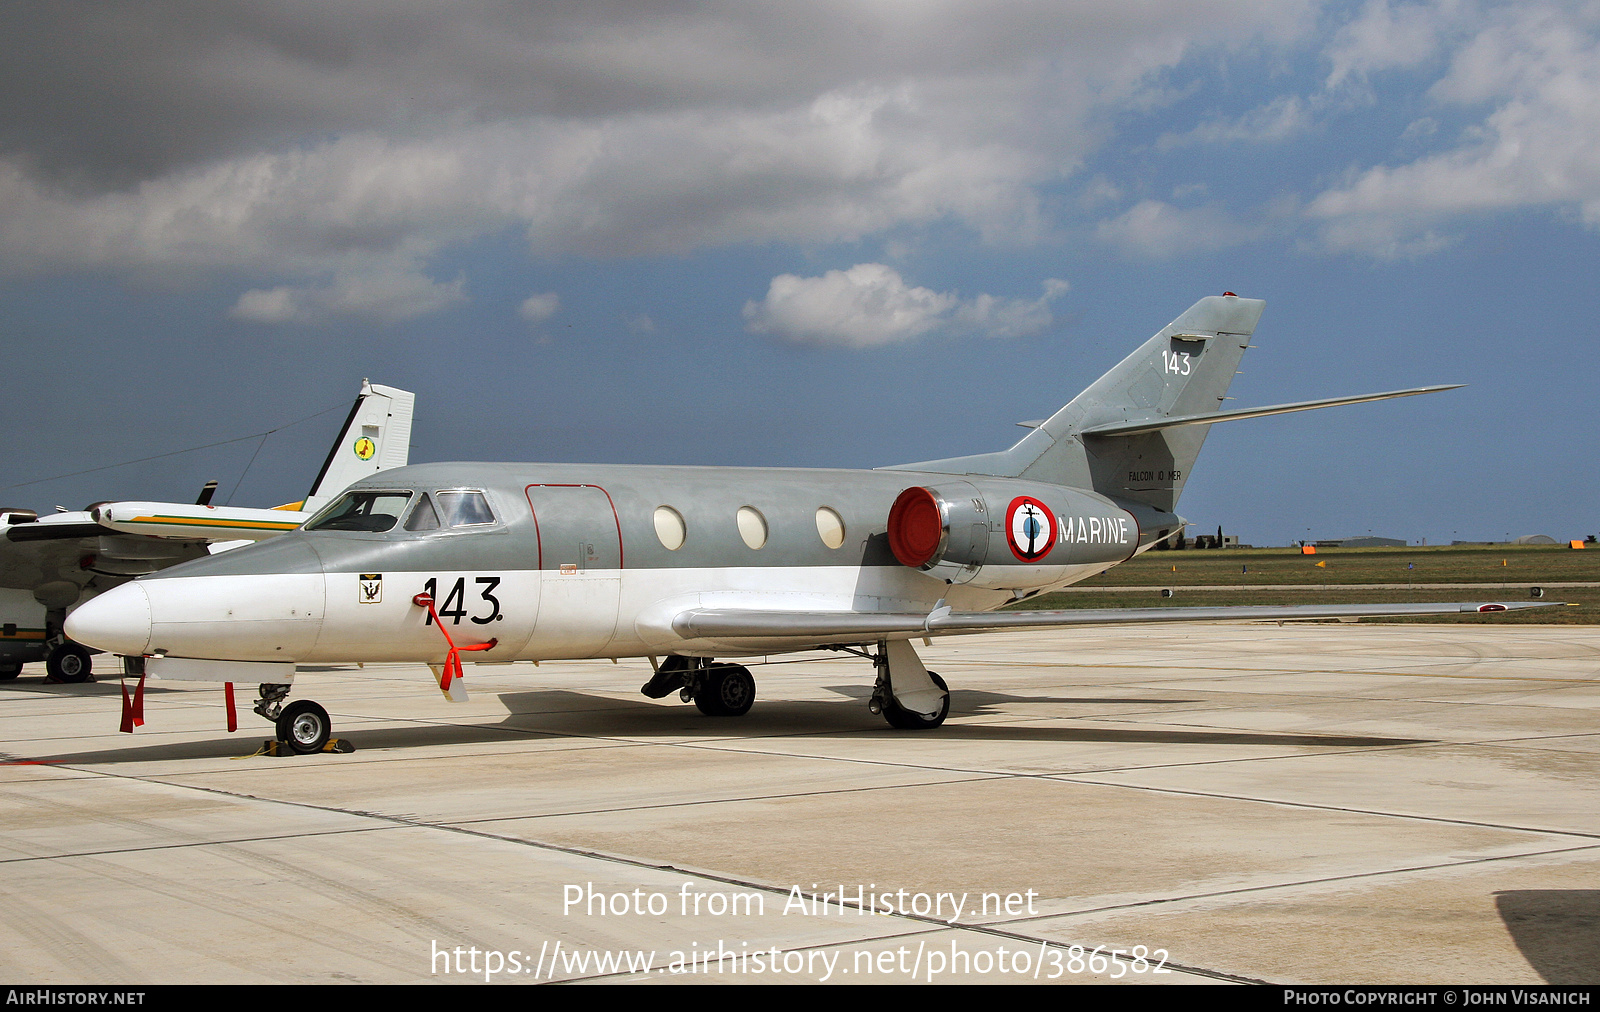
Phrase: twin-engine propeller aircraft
[
  {"left": 67, "top": 296, "right": 1548, "bottom": 751},
  {"left": 1, "top": 381, "right": 413, "bottom": 682}
]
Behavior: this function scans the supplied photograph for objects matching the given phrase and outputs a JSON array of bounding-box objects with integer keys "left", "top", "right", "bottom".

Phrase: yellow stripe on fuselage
[{"left": 129, "top": 515, "right": 302, "bottom": 531}]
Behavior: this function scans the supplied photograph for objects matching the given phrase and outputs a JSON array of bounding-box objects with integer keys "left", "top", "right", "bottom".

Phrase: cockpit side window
[
  {"left": 403, "top": 493, "right": 441, "bottom": 532},
  {"left": 436, "top": 490, "right": 495, "bottom": 527},
  {"left": 304, "top": 491, "right": 413, "bottom": 533}
]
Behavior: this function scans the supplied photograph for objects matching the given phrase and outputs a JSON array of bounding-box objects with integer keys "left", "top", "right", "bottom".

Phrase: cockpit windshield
[
  {"left": 304, "top": 491, "right": 413, "bottom": 533},
  {"left": 436, "top": 490, "right": 495, "bottom": 526},
  {"left": 403, "top": 494, "right": 440, "bottom": 531}
]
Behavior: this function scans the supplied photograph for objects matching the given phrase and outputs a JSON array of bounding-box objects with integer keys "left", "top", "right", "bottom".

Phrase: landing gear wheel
[
  {"left": 693, "top": 664, "right": 755, "bottom": 717},
  {"left": 883, "top": 672, "right": 949, "bottom": 730},
  {"left": 0, "top": 662, "right": 20, "bottom": 681},
  {"left": 46, "top": 642, "right": 92, "bottom": 683},
  {"left": 276, "top": 700, "right": 331, "bottom": 754}
]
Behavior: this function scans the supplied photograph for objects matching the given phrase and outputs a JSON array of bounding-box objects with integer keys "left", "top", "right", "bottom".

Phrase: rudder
[
  {"left": 302, "top": 380, "right": 416, "bottom": 514},
  {"left": 888, "top": 295, "right": 1265, "bottom": 514}
]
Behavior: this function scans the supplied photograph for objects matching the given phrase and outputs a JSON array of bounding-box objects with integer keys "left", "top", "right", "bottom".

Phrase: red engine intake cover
[{"left": 887, "top": 487, "right": 943, "bottom": 568}]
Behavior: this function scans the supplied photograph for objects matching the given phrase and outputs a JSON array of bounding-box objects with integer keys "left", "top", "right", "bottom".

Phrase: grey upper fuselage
[{"left": 146, "top": 460, "right": 1162, "bottom": 592}]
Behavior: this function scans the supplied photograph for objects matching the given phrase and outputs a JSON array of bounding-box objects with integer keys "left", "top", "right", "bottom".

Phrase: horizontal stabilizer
[
  {"left": 674, "top": 599, "right": 1554, "bottom": 642},
  {"left": 1077, "top": 384, "right": 1463, "bottom": 438}
]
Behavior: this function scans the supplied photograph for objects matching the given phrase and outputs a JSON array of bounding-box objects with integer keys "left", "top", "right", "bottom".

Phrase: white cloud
[
  {"left": 743, "top": 263, "right": 1066, "bottom": 348},
  {"left": 1325, "top": 0, "right": 1452, "bottom": 89},
  {"left": 1095, "top": 200, "right": 1268, "bottom": 257},
  {"left": 228, "top": 286, "right": 306, "bottom": 324},
  {"left": 955, "top": 279, "right": 1071, "bottom": 339},
  {"left": 519, "top": 292, "right": 561, "bottom": 323},
  {"left": 1156, "top": 95, "right": 1311, "bottom": 149},
  {"left": 229, "top": 261, "right": 465, "bottom": 324},
  {"left": 1311, "top": 3, "right": 1600, "bottom": 255},
  {"left": 323, "top": 267, "right": 466, "bottom": 323}
]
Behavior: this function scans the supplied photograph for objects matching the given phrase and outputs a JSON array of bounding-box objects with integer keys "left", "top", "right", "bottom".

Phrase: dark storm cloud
[
  {"left": 2, "top": 2, "right": 1310, "bottom": 188},
  {"left": 0, "top": 2, "right": 1314, "bottom": 317}
]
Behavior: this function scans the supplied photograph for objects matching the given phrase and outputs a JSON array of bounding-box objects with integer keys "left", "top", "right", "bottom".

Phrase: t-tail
[
  {"left": 889, "top": 293, "right": 1457, "bottom": 530},
  {"left": 298, "top": 380, "right": 417, "bottom": 514}
]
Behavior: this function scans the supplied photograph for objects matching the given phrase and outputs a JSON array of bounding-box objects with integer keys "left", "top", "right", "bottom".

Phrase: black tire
[
  {"left": 882, "top": 672, "right": 949, "bottom": 730},
  {"left": 276, "top": 700, "right": 332, "bottom": 754},
  {"left": 693, "top": 663, "right": 755, "bottom": 717},
  {"left": 46, "top": 643, "right": 92, "bottom": 683},
  {"left": 0, "top": 662, "right": 21, "bottom": 681}
]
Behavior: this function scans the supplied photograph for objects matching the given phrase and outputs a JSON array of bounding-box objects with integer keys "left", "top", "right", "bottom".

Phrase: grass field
[{"left": 1010, "top": 543, "right": 1599, "bottom": 624}]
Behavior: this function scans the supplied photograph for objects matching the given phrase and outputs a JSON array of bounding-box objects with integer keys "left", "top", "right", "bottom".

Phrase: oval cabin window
[
  {"left": 654, "top": 506, "right": 686, "bottom": 550},
  {"left": 815, "top": 506, "right": 846, "bottom": 549},
  {"left": 737, "top": 506, "right": 768, "bottom": 550}
]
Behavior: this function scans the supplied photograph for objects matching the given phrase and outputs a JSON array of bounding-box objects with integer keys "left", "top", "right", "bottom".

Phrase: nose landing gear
[
  {"left": 253, "top": 683, "right": 337, "bottom": 754},
  {"left": 277, "top": 700, "right": 332, "bottom": 753}
]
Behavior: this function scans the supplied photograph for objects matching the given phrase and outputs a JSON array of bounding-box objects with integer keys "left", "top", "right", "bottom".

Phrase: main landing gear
[
  {"left": 642, "top": 639, "right": 951, "bottom": 730},
  {"left": 641, "top": 656, "right": 756, "bottom": 717},
  {"left": 253, "top": 683, "right": 332, "bottom": 754},
  {"left": 850, "top": 638, "right": 951, "bottom": 730},
  {"left": 879, "top": 672, "right": 950, "bottom": 729}
]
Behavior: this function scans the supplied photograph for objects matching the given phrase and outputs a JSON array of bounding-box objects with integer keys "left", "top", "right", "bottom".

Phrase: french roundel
[{"left": 1005, "top": 496, "right": 1057, "bottom": 562}]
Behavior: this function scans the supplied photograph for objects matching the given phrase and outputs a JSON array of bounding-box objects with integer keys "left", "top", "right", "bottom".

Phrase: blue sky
[{"left": 1, "top": 2, "right": 1594, "bottom": 545}]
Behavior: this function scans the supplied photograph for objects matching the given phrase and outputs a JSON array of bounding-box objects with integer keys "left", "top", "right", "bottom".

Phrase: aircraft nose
[{"left": 65, "top": 583, "right": 153, "bottom": 656}]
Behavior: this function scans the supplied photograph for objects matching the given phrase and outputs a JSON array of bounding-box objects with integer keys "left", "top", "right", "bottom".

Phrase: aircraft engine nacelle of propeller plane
[{"left": 66, "top": 295, "right": 1553, "bottom": 753}]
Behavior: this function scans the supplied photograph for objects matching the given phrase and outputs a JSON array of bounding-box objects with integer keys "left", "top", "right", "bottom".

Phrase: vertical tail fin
[
  {"left": 302, "top": 380, "right": 416, "bottom": 514},
  {"left": 888, "top": 295, "right": 1265, "bottom": 513}
]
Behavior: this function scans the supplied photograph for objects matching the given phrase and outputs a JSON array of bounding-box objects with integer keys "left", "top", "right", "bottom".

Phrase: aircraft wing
[
  {"left": 90, "top": 502, "right": 306, "bottom": 541},
  {"left": 672, "top": 600, "right": 1558, "bottom": 643},
  {"left": 2, "top": 511, "right": 209, "bottom": 580}
]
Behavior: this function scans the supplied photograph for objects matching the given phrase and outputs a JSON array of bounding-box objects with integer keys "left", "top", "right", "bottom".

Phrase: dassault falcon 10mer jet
[{"left": 66, "top": 295, "right": 1546, "bottom": 752}]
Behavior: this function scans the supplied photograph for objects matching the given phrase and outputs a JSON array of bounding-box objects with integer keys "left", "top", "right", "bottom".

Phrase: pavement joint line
[
  {"left": 0, "top": 824, "right": 401, "bottom": 866},
  {"left": 27, "top": 759, "right": 1264, "bottom": 985},
  {"left": 38, "top": 728, "right": 1574, "bottom": 914},
  {"left": 1049, "top": 775, "right": 1600, "bottom": 841},
  {"left": 429, "top": 773, "right": 1010, "bottom": 827},
  {"left": 1007, "top": 685, "right": 1600, "bottom": 710},
  {"left": 14, "top": 709, "right": 1595, "bottom": 789},
  {"left": 84, "top": 719, "right": 1599, "bottom": 825},
  {"left": 994, "top": 842, "right": 1600, "bottom": 926},
  {"left": 473, "top": 727, "right": 1514, "bottom": 811},
  {"left": 476, "top": 723, "right": 1600, "bottom": 839},
  {"left": 971, "top": 659, "right": 1600, "bottom": 683},
  {"left": 1069, "top": 714, "right": 1600, "bottom": 748},
  {"left": 1044, "top": 726, "right": 1600, "bottom": 773},
  {"left": 1048, "top": 582, "right": 1600, "bottom": 591}
]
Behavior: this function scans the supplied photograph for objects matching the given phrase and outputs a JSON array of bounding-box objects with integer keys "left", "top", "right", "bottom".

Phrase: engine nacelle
[{"left": 886, "top": 479, "right": 1142, "bottom": 591}]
